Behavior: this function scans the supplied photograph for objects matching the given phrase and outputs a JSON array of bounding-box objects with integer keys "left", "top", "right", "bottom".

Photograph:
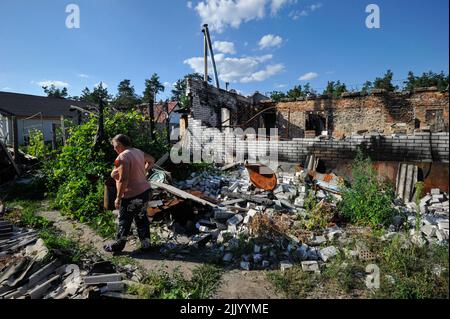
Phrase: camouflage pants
[{"left": 116, "top": 190, "right": 150, "bottom": 242}]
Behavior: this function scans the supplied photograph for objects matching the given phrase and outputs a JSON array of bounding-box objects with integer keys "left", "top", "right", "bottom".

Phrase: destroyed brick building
[
  {"left": 186, "top": 77, "right": 449, "bottom": 137},
  {"left": 183, "top": 77, "right": 449, "bottom": 194}
]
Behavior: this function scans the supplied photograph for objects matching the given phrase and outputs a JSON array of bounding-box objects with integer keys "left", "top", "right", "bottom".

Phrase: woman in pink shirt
[{"left": 104, "top": 134, "right": 155, "bottom": 253}]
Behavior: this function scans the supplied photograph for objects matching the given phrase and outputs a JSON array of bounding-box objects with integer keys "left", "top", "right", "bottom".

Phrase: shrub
[
  {"left": 339, "top": 149, "right": 395, "bottom": 228},
  {"left": 27, "top": 129, "right": 50, "bottom": 160},
  {"left": 45, "top": 108, "right": 169, "bottom": 232}
]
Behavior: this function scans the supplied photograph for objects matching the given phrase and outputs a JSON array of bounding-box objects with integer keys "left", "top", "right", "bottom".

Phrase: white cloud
[
  {"left": 77, "top": 73, "right": 89, "bottom": 78},
  {"left": 241, "top": 63, "right": 285, "bottom": 83},
  {"left": 163, "top": 81, "right": 173, "bottom": 88},
  {"left": 258, "top": 34, "right": 283, "bottom": 49},
  {"left": 289, "top": 2, "right": 322, "bottom": 20},
  {"left": 184, "top": 53, "right": 283, "bottom": 83},
  {"left": 33, "top": 80, "right": 69, "bottom": 88},
  {"left": 270, "top": 0, "right": 296, "bottom": 15},
  {"left": 213, "top": 41, "right": 236, "bottom": 54},
  {"left": 299, "top": 72, "right": 318, "bottom": 81},
  {"left": 195, "top": 0, "right": 295, "bottom": 33},
  {"left": 187, "top": 1, "right": 193, "bottom": 9},
  {"left": 1, "top": 87, "right": 12, "bottom": 91},
  {"left": 275, "top": 83, "right": 287, "bottom": 88}
]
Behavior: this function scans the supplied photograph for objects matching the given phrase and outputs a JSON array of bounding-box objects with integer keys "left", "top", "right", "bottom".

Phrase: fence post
[
  {"left": 60, "top": 115, "right": 66, "bottom": 145},
  {"left": 12, "top": 116, "right": 19, "bottom": 162}
]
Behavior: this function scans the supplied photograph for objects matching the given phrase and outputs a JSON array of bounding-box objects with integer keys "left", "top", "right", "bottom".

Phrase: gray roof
[{"left": 0, "top": 91, "right": 89, "bottom": 118}]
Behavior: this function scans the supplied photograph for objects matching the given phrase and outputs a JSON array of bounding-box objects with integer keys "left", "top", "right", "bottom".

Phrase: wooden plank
[
  {"left": 0, "top": 140, "right": 20, "bottom": 176},
  {"left": 151, "top": 181, "right": 217, "bottom": 208}
]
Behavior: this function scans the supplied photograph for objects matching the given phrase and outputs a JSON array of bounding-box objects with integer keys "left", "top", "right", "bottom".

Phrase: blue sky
[{"left": 0, "top": 0, "right": 448, "bottom": 100}]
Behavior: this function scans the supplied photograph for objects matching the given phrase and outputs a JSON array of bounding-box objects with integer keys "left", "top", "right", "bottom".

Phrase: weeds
[
  {"left": 339, "top": 149, "right": 395, "bottom": 229},
  {"left": 127, "top": 264, "right": 222, "bottom": 299}
]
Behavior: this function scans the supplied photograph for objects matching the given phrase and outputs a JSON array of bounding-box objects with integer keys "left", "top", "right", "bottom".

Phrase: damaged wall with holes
[
  {"left": 186, "top": 77, "right": 261, "bottom": 130},
  {"left": 268, "top": 88, "right": 449, "bottom": 139}
]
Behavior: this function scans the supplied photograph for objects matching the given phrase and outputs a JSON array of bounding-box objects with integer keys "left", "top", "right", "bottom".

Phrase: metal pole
[
  {"left": 203, "top": 24, "right": 220, "bottom": 89},
  {"left": 202, "top": 29, "right": 208, "bottom": 82}
]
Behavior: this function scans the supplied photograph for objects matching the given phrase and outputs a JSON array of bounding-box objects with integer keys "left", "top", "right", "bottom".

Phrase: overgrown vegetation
[
  {"left": 268, "top": 234, "right": 449, "bottom": 299},
  {"left": 339, "top": 149, "right": 395, "bottom": 229},
  {"left": 4, "top": 199, "right": 88, "bottom": 264},
  {"left": 127, "top": 264, "right": 222, "bottom": 299},
  {"left": 45, "top": 109, "right": 168, "bottom": 236}
]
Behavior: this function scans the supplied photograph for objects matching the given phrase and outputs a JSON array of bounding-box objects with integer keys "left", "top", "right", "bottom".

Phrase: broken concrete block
[
  {"left": 301, "top": 261, "right": 319, "bottom": 272},
  {"left": 190, "top": 233, "right": 212, "bottom": 247},
  {"left": 438, "top": 220, "right": 449, "bottom": 230},
  {"left": 227, "top": 214, "right": 243, "bottom": 226},
  {"left": 421, "top": 225, "right": 437, "bottom": 237},
  {"left": 431, "top": 189, "right": 441, "bottom": 196},
  {"left": 280, "top": 261, "right": 293, "bottom": 271},
  {"left": 420, "top": 194, "right": 432, "bottom": 204},
  {"left": 240, "top": 261, "right": 250, "bottom": 271},
  {"left": 327, "top": 229, "right": 343, "bottom": 241},
  {"left": 84, "top": 274, "right": 123, "bottom": 285},
  {"left": 294, "top": 197, "right": 305, "bottom": 208},
  {"left": 319, "top": 246, "right": 338, "bottom": 262},
  {"left": 436, "top": 229, "right": 446, "bottom": 242},
  {"left": 214, "top": 209, "right": 235, "bottom": 220},
  {"left": 310, "top": 235, "right": 327, "bottom": 246}
]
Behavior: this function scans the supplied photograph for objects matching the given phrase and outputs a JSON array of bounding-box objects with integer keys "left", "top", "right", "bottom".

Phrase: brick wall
[
  {"left": 185, "top": 116, "right": 449, "bottom": 164},
  {"left": 186, "top": 77, "right": 255, "bottom": 129},
  {"left": 271, "top": 89, "right": 449, "bottom": 138}
]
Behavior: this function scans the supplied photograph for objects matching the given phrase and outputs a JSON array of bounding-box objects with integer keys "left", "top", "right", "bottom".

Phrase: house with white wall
[{"left": 0, "top": 91, "right": 87, "bottom": 145}]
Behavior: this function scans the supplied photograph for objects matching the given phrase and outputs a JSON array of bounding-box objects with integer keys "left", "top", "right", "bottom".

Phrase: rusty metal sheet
[{"left": 245, "top": 163, "right": 277, "bottom": 191}]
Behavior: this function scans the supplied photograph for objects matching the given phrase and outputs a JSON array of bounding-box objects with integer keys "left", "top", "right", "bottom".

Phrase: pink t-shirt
[{"left": 112, "top": 148, "right": 150, "bottom": 199}]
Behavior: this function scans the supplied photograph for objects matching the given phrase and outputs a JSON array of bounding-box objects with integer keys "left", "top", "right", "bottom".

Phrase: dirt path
[{"left": 35, "top": 207, "right": 283, "bottom": 299}]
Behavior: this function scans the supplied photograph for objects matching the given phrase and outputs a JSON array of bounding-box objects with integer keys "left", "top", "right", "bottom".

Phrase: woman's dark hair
[{"left": 112, "top": 134, "right": 132, "bottom": 147}]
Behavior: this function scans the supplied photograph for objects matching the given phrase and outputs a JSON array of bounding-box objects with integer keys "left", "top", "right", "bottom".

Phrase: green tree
[
  {"left": 42, "top": 85, "right": 68, "bottom": 99},
  {"left": 269, "top": 91, "right": 287, "bottom": 102},
  {"left": 404, "top": 71, "right": 449, "bottom": 91},
  {"left": 80, "top": 82, "right": 111, "bottom": 105},
  {"left": 323, "top": 80, "right": 347, "bottom": 98},
  {"left": 373, "top": 70, "right": 398, "bottom": 92},
  {"left": 143, "top": 73, "right": 165, "bottom": 103},
  {"left": 171, "top": 73, "right": 211, "bottom": 102},
  {"left": 112, "top": 79, "right": 141, "bottom": 109},
  {"left": 286, "top": 85, "right": 304, "bottom": 99},
  {"left": 361, "top": 81, "right": 373, "bottom": 94},
  {"left": 143, "top": 73, "right": 165, "bottom": 140}
]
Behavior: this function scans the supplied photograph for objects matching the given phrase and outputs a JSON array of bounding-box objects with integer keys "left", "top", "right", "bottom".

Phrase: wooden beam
[{"left": 151, "top": 181, "right": 217, "bottom": 208}]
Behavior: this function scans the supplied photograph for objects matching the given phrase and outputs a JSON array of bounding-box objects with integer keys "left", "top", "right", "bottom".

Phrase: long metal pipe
[
  {"left": 202, "top": 29, "right": 208, "bottom": 83},
  {"left": 203, "top": 24, "right": 220, "bottom": 89}
]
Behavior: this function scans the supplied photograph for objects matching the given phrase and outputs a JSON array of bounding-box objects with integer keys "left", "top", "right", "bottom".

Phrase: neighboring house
[
  {"left": 137, "top": 101, "right": 181, "bottom": 135},
  {"left": 0, "top": 91, "right": 87, "bottom": 145}
]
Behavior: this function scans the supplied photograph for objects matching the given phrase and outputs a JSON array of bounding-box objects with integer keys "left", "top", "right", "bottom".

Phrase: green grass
[
  {"left": 4, "top": 199, "right": 89, "bottom": 265},
  {"left": 89, "top": 210, "right": 116, "bottom": 239},
  {"left": 267, "top": 233, "right": 449, "bottom": 299},
  {"left": 127, "top": 264, "right": 222, "bottom": 299},
  {"left": 267, "top": 266, "right": 319, "bottom": 299}
]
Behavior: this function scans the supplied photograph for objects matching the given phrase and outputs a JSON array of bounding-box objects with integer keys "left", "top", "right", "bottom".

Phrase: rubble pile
[
  {"left": 149, "top": 164, "right": 449, "bottom": 273},
  {"left": 400, "top": 189, "right": 449, "bottom": 246},
  {"left": 0, "top": 219, "right": 141, "bottom": 299}
]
